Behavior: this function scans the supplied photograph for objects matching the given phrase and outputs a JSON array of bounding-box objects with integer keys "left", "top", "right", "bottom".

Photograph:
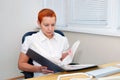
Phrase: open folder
[{"left": 26, "top": 40, "right": 97, "bottom": 72}]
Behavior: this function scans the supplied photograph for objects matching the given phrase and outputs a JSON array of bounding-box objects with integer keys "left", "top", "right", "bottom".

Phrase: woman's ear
[{"left": 37, "top": 20, "right": 41, "bottom": 28}]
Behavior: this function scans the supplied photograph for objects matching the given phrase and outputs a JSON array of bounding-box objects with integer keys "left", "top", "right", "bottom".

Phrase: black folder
[
  {"left": 27, "top": 48, "right": 97, "bottom": 73},
  {"left": 27, "top": 48, "right": 65, "bottom": 72}
]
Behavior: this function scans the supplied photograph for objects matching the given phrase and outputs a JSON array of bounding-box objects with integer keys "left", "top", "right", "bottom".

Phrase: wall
[
  {"left": 0, "top": 0, "right": 120, "bottom": 79},
  {"left": 64, "top": 31, "right": 120, "bottom": 64},
  {"left": 0, "top": 0, "right": 43, "bottom": 79}
]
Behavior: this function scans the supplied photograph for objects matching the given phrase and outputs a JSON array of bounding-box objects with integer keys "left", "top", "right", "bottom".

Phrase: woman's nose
[{"left": 48, "top": 26, "right": 53, "bottom": 30}]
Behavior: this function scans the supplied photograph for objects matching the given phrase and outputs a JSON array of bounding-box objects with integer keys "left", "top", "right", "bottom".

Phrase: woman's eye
[
  {"left": 51, "top": 24, "right": 55, "bottom": 26},
  {"left": 44, "top": 24, "right": 49, "bottom": 27},
  {"left": 43, "top": 24, "right": 55, "bottom": 27}
]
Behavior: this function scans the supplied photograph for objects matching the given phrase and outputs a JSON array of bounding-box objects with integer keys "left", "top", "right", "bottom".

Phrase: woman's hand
[
  {"left": 37, "top": 66, "right": 54, "bottom": 74},
  {"left": 67, "top": 49, "right": 72, "bottom": 55},
  {"left": 61, "top": 49, "right": 72, "bottom": 61}
]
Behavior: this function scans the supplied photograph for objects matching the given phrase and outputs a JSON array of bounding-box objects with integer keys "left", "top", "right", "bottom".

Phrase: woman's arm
[{"left": 18, "top": 52, "right": 53, "bottom": 73}]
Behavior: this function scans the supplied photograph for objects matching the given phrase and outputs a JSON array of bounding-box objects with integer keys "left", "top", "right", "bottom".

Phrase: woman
[{"left": 18, "top": 8, "right": 70, "bottom": 77}]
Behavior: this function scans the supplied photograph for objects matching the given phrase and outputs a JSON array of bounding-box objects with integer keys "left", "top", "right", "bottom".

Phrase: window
[
  {"left": 67, "top": 0, "right": 107, "bottom": 25},
  {"left": 43, "top": 0, "right": 120, "bottom": 37}
]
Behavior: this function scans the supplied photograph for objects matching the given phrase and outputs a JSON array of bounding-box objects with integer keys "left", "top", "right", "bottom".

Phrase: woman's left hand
[{"left": 61, "top": 49, "right": 72, "bottom": 61}]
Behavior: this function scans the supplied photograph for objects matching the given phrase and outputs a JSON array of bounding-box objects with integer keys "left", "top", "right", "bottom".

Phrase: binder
[
  {"left": 27, "top": 48, "right": 97, "bottom": 73},
  {"left": 27, "top": 48, "right": 64, "bottom": 72}
]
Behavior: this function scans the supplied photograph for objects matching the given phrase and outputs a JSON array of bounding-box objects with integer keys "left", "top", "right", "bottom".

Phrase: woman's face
[{"left": 40, "top": 16, "right": 56, "bottom": 39}]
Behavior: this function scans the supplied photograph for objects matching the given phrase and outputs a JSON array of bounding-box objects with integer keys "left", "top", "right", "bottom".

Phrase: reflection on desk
[
  {"left": 57, "top": 73, "right": 93, "bottom": 80},
  {"left": 25, "top": 62, "right": 120, "bottom": 80}
]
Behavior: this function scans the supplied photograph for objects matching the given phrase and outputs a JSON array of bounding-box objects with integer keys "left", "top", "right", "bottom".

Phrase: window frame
[
  {"left": 58, "top": 0, "right": 120, "bottom": 37},
  {"left": 43, "top": 0, "right": 120, "bottom": 37}
]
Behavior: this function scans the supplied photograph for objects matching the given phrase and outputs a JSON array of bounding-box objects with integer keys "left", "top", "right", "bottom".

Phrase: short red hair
[{"left": 38, "top": 8, "right": 56, "bottom": 23}]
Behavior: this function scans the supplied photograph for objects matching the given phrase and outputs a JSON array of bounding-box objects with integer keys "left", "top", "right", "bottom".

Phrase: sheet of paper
[
  {"left": 62, "top": 40, "right": 80, "bottom": 65},
  {"left": 63, "top": 64, "right": 96, "bottom": 70}
]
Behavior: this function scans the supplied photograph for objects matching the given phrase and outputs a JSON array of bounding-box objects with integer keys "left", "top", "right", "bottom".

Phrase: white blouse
[{"left": 21, "top": 30, "right": 69, "bottom": 77}]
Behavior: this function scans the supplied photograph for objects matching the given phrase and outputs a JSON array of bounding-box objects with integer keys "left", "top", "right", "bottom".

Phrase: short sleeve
[{"left": 21, "top": 36, "right": 33, "bottom": 54}]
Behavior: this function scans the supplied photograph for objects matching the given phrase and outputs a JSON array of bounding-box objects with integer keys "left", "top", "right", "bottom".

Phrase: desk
[{"left": 26, "top": 62, "right": 120, "bottom": 80}]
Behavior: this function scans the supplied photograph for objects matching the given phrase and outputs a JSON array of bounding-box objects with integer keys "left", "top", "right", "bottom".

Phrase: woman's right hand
[{"left": 37, "top": 66, "right": 54, "bottom": 74}]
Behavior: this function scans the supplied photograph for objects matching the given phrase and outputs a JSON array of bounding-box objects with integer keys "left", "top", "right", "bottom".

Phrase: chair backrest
[{"left": 21, "top": 30, "right": 65, "bottom": 79}]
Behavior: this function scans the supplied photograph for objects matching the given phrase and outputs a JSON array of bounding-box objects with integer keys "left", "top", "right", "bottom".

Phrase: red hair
[{"left": 38, "top": 8, "right": 56, "bottom": 23}]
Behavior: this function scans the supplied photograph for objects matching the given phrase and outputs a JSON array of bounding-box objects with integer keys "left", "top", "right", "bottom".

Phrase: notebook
[{"left": 27, "top": 40, "right": 97, "bottom": 72}]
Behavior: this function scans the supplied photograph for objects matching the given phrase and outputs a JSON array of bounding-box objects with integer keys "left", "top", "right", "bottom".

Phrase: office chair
[{"left": 21, "top": 30, "right": 65, "bottom": 79}]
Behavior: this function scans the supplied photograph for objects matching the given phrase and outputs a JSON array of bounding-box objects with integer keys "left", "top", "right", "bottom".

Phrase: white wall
[
  {"left": 0, "top": 0, "right": 43, "bottom": 79},
  {"left": 64, "top": 31, "right": 120, "bottom": 64},
  {"left": 0, "top": 0, "right": 120, "bottom": 79}
]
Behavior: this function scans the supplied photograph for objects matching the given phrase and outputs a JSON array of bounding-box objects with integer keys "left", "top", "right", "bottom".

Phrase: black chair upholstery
[{"left": 21, "top": 30, "right": 64, "bottom": 79}]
